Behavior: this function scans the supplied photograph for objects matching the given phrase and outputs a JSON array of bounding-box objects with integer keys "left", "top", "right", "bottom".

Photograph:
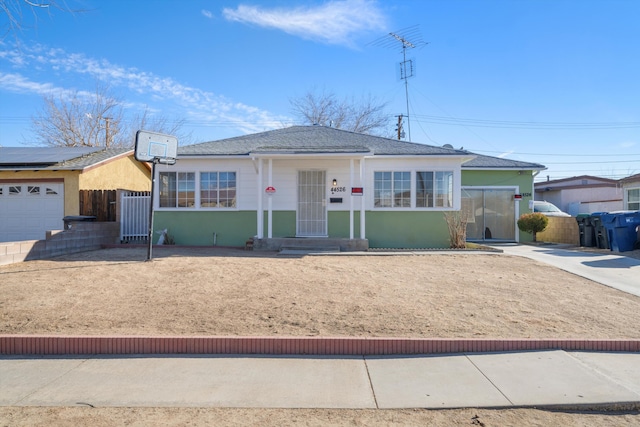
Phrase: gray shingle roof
[
  {"left": 462, "top": 153, "right": 546, "bottom": 170},
  {"left": 0, "top": 147, "right": 133, "bottom": 171},
  {"left": 179, "top": 125, "right": 469, "bottom": 157},
  {"left": 179, "top": 126, "right": 546, "bottom": 170}
]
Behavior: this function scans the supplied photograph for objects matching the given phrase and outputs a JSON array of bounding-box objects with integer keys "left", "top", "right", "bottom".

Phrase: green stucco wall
[
  {"left": 328, "top": 211, "right": 361, "bottom": 238},
  {"left": 154, "top": 211, "right": 257, "bottom": 246},
  {"left": 365, "top": 211, "right": 451, "bottom": 248},
  {"left": 461, "top": 169, "right": 534, "bottom": 192},
  {"left": 153, "top": 210, "right": 449, "bottom": 248},
  {"left": 267, "top": 211, "right": 296, "bottom": 237}
]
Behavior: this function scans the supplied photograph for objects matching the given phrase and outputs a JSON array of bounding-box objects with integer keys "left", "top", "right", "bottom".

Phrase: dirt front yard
[
  {"left": 2, "top": 247, "right": 640, "bottom": 426},
  {"left": 1, "top": 247, "right": 640, "bottom": 338}
]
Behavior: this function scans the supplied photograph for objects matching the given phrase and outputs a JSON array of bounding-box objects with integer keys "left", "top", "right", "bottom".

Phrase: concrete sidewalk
[
  {"left": 493, "top": 243, "right": 640, "bottom": 298},
  {"left": 2, "top": 350, "right": 640, "bottom": 409}
]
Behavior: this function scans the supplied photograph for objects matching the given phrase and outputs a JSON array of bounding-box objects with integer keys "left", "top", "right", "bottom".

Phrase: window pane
[
  {"left": 374, "top": 171, "right": 392, "bottom": 207},
  {"left": 200, "top": 172, "right": 218, "bottom": 207},
  {"left": 9, "top": 186, "right": 21, "bottom": 195},
  {"left": 159, "top": 172, "right": 177, "bottom": 207},
  {"left": 177, "top": 172, "right": 195, "bottom": 208},
  {"left": 416, "top": 171, "right": 434, "bottom": 207},
  {"left": 28, "top": 186, "right": 40, "bottom": 195},
  {"left": 393, "top": 171, "right": 411, "bottom": 207},
  {"left": 435, "top": 171, "right": 453, "bottom": 208},
  {"left": 628, "top": 189, "right": 640, "bottom": 210},
  {"left": 219, "top": 172, "right": 236, "bottom": 208}
]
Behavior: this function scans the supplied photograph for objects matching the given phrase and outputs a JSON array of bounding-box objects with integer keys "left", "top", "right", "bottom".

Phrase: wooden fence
[{"left": 79, "top": 190, "right": 117, "bottom": 222}]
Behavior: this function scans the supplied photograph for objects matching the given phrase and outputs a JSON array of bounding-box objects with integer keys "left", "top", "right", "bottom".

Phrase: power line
[
  {"left": 412, "top": 114, "right": 640, "bottom": 130},
  {"left": 541, "top": 159, "right": 640, "bottom": 165},
  {"left": 469, "top": 149, "right": 640, "bottom": 157}
]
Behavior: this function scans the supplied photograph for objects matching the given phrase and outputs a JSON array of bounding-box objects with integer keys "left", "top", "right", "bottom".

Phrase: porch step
[{"left": 280, "top": 246, "right": 341, "bottom": 254}]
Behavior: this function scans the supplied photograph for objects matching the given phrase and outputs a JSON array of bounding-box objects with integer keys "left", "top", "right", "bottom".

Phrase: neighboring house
[
  {"left": 620, "top": 173, "right": 640, "bottom": 211},
  {"left": 0, "top": 147, "right": 150, "bottom": 242},
  {"left": 151, "top": 125, "right": 545, "bottom": 249},
  {"left": 534, "top": 175, "right": 623, "bottom": 216}
]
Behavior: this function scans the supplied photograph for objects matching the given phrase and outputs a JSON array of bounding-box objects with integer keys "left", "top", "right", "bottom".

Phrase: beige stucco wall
[{"left": 79, "top": 155, "right": 150, "bottom": 191}]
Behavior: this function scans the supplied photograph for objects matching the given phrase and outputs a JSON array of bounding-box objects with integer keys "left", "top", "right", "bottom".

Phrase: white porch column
[
  {"left": 267, "top": 158, "right": 273, "bottom": 238},
  {"left": 349, "top": 158, "right": 354, "bottom": 239},
  {"left": 360, "top": 158, "right": 366, "bottom": 239},
  {"left": 257, "top": 158, "right": 264, "bottom": 238}
]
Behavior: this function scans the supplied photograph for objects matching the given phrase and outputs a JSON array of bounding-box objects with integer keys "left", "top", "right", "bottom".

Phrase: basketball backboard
[{"left": 135, "top": 130, "right": 178, "bottom": 163}]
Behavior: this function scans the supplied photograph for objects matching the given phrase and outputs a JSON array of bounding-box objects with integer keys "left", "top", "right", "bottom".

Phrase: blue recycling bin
[{"left": 601, "top": 211, "right": 640, "bottom": 252}]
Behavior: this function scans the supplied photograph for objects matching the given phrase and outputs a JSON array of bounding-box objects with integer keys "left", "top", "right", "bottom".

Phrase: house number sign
[{"left": 330, "top": 186, "right": 346, "bottom": 194}]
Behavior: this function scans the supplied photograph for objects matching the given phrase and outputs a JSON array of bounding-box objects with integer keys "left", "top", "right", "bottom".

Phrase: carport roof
[
  {"left": 462, "top": 153, "right": 546, "bottom": 170},
  {"left": 0, "top": 147, "right": 134, "bottom": 171}
]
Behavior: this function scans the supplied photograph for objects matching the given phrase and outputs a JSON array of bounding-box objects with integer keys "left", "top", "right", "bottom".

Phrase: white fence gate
[{"left": 120, "top": 191, "right": 151, "bottom": 242}]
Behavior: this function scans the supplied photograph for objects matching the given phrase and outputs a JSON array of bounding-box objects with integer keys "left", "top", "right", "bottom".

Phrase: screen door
[{"left": 297, "top": 170, "right": 327, "bottom": 237}]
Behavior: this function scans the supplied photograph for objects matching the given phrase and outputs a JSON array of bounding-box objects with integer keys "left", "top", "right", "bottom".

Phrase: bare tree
[
  {"left": 125, "top": 108, "right": 193, "bottom": 147},
  {"left": 29, "top": 82, "right": 191, "bottom": 148},
  {"left": 290, "top": 89, "right": 391, "bottom": 136},
  {"left": 1, "top": 0, "right": 84, "bottom": 41},
  {"left": 30, "top": 83, "right": 124, "bottom": 147}
]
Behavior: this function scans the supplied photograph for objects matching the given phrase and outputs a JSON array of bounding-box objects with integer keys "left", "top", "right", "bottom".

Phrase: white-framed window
[
  {"left": 435, "top": 171, "right": 454, "bottom": 208},
  {"left": 159, "top": 171, "right": 237, "bottom": 209},
  {"left": 417, "top": 171, "right": 453, "bottom": 208},
  {"left": 159, "top": 172, "right": 195, "bottom": 208},
  {"left": 374, "top": 170, "right": 454, "bottom": 209},
  {"left": 374, "top": 171, "right": 410, "bottom": 207},
  {"left": 200, "top": 172, "right": 236, "bottom": 208},
  {"left": 627, "top": 188, "right": 640, "bottom": 210}
]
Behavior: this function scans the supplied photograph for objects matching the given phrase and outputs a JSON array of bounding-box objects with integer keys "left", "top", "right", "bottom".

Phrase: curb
[{"left": 2, "top": 336, "right": 640, "bottom": 356}]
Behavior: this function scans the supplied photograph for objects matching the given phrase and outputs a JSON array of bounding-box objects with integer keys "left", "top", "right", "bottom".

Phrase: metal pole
[
  {"left": 402, "top": 46, "right": 411, "bottom": 142},
  {"left": 146, "top": 158, "right": 157, "bottom": 261}
]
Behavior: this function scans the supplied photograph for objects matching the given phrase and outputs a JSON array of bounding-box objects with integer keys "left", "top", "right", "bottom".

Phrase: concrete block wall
[
  {"left": 0, "top": 222, "right": 119, "bottom": 266},
  {"left": 537, "top": 217, "right": 580, "bottom": 245}
]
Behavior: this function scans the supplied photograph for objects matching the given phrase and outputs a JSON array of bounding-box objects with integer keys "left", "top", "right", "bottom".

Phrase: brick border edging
[{"left": 2, "top": 336, "right": 639, "bottom": 356}]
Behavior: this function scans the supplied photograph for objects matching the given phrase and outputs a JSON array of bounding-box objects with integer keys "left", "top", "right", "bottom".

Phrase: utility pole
[
  {"left": 104, "top": 117, "right": 112, "bottom": 147},
  {"left": 396, "top": 114, "right": 404, "bottom": 140}
]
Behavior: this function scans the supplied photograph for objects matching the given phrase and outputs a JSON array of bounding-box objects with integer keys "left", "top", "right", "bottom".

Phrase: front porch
[{"left": 252, "top": 237, "right": 369, "bottom": 252}]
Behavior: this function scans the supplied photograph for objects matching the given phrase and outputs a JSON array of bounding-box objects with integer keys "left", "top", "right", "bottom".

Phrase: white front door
[{"left": 297, "top": 170, "right": 327, "bottom": 237}]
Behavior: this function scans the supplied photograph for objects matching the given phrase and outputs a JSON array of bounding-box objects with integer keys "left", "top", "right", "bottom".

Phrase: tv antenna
[{"left": 370, "top": 25, "right": 428, "bottom": 141}]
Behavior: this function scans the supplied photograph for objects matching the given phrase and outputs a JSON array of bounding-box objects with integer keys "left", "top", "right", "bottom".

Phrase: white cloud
[
  {"left": 619, "top": 141, "right": 637, "bottom": 149},
  {"left": 201, "top": 9, "right": 213, "bottom": 19},
  {"left": 222, "top": 0, "right": 387, "bottom": 47},
  {"left": 0, "top": 44, "right": 290, "bottom": 136},
  {"left": 0, "top": 72, "right": 56, "bottom": 95}
]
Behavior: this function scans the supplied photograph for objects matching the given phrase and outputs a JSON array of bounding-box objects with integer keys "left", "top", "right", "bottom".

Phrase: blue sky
[{"left": 1, "top": 0, "right": 638, "bottom": 182}]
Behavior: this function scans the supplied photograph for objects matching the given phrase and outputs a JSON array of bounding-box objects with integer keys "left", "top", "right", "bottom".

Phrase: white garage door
[{"left": 0, "top": 182, "right": 65, "bottom": 242}]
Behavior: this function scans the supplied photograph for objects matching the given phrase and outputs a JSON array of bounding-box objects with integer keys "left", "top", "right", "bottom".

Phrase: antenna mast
[
  {"left": 370, "top": 25, "right": 427, "bottom": 142},
  {"left": 391, "top": 32, "right": 415, "bottom": 141}
]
